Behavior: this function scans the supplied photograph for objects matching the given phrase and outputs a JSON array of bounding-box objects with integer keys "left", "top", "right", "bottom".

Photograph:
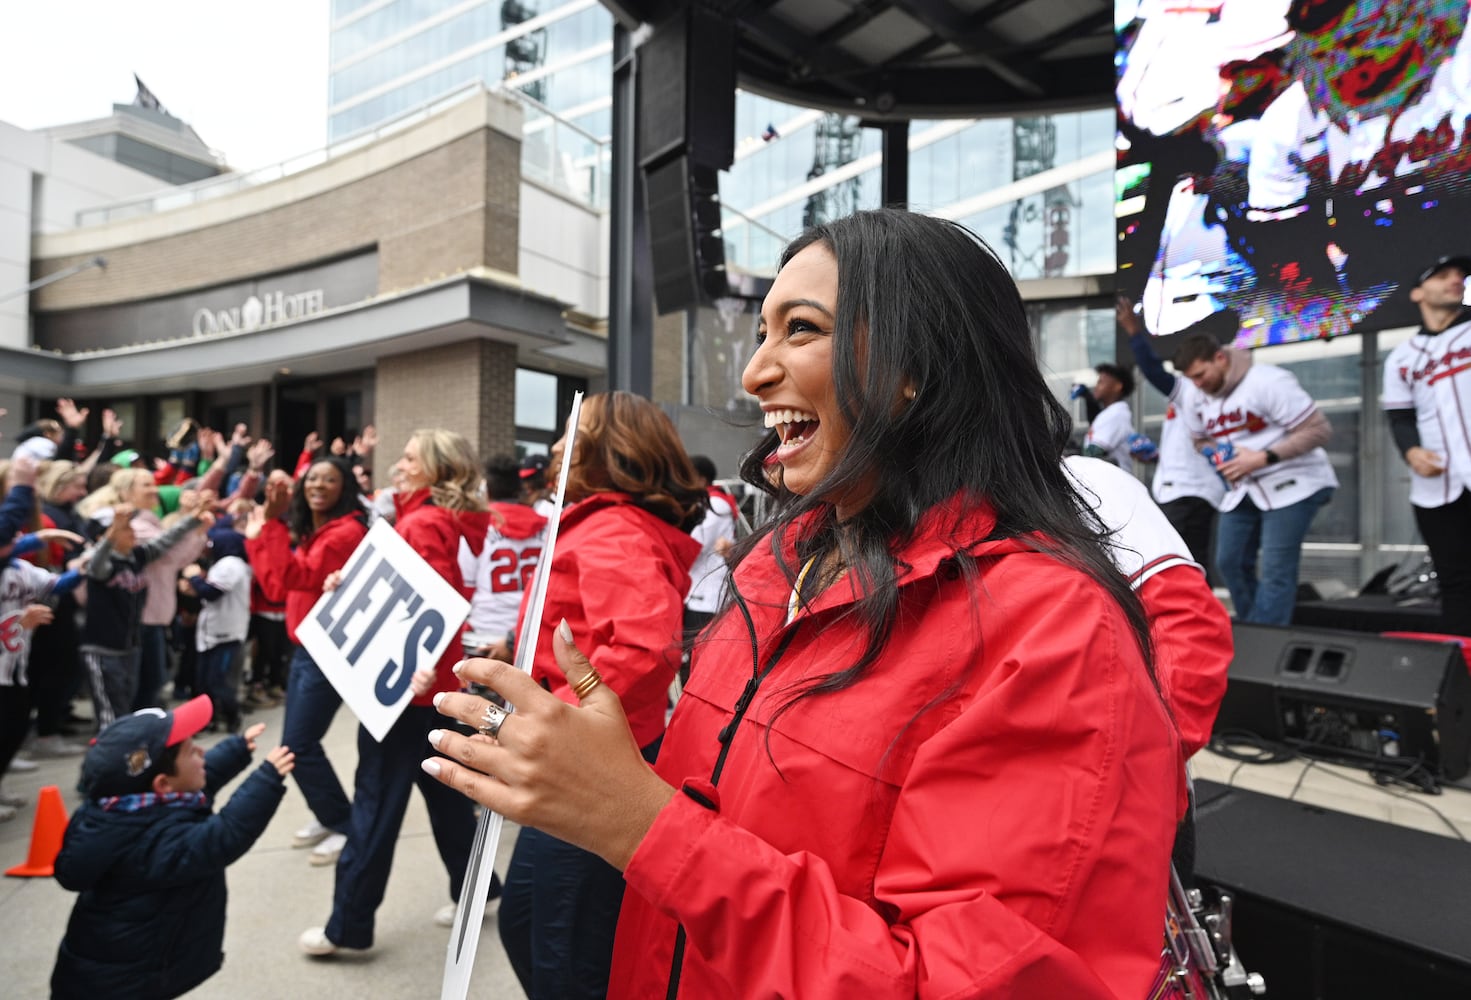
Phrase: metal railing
[
  {"left": 70, "top": 79, "right": 787, "bottom": 271},
  {"left": 73, "top": 81, "right": 613, "bottom": 225},
  {"left": 719, "top": 202, "right": 789, "bottom": 276}
]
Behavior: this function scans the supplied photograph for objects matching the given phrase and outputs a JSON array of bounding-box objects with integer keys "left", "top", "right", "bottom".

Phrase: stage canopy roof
[{"left": 600, "top": 0, "right": 1116, "bottom": 118}]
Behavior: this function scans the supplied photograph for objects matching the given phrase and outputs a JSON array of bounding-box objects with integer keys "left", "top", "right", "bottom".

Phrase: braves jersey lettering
[
  {"left": 1398, "top": 343, "right": 1471, "bottom": 386},
  {"left": 1176, "top": 363, "right": 1337, "bottom": 512},
  {"left": 1204, "top": 408, "right": 1269, "bottom": 437},
  {"left": 1383, "top": 318, "right": 1471, "bottom": 508}
]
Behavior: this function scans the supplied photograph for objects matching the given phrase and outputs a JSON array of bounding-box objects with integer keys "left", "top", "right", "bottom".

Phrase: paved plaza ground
[{"left": 0, "top": 697, "right": 524, "bottom": 999}]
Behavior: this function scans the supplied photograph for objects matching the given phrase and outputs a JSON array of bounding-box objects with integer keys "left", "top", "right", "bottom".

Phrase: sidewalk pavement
[{"left": 0, "top": 697, "right": 524, "bottom": 999}]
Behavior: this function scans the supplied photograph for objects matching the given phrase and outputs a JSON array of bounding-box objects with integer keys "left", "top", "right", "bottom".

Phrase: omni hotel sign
[
  {"left": 192, "top": 288, "right": 326, "bottom": 337},
  {"left": 32, "top": 251, "right": 378, "bottom": 355}
]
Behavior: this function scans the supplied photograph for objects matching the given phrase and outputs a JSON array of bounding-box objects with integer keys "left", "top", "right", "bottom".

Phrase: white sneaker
[
  {"left": 293, "top": 820, "right": 330, "bottom": 848},
  {"left": 309, "top": 832, "right": 348, "bottom": 867},
  {"left": 6, "top": 758, "right": 38, "bottom": 774},
  {"left": 29, "top": 735, "right": 85, "bottom": 758},
  {"left": 299, "top": 927, "right": 367, "bottom": 957},
  {"left": 434, "top": 896, "right": 499, "bottom": 928},
  {"left": 0, "top": 787, "right": 27, "bottom": 808}
]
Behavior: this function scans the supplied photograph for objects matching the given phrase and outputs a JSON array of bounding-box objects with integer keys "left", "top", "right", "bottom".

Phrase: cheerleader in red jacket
[
  {"left": 244, "top": 458, "right": 366, "bottom": 865},
  {"left": 426, "top": 211, "right": 1186, "bottom": 999},
  {"left": 299, "top": 429, "right": 490, "bottom": 956}
]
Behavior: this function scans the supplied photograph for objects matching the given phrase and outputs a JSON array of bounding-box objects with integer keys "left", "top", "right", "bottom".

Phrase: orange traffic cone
[{"left": 5, "top": 784, "right": 70, "bottom": 878}]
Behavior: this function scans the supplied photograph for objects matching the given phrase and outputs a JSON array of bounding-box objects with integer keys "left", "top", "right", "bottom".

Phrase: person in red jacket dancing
[
  {"left": 495, "top": 392, "right": 703, "bottom": 1000},
  {"left": 425, "top": 211, "right": 1186, "bottom": 999},
  {"left": 299, "top": 428, "right": 491, "bottom": 956},
  {"left": 244, "top": 459, "right": 367, "bottom": 866}
]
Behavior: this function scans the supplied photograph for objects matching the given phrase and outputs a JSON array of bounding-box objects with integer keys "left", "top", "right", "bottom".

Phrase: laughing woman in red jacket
[
  {"left": 245, "top": 457, "right": 366, "bottom": 865},
  {"left": 425, "top": 211, "right": 1184, "bottom": 999}
]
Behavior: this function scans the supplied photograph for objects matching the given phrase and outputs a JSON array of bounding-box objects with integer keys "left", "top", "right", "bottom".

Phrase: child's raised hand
[
  {"left": 242, "top": 722, "right": 267, "bottom": 751},
  {"left": 265, "top": 746, "right": 295, "bottom": 777}
]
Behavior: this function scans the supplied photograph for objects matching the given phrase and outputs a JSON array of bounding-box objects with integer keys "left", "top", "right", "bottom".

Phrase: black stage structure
[
  {"left": 596, "top": 10, "right": 1471, "bottom": 994},
  {"left": 597, "top": 0, "right": 1117, "bottom": 394}
]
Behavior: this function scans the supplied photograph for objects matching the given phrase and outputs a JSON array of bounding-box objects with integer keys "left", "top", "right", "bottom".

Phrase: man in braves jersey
[
  {"left": 1172, "top": 327, "right": 1337, "bottom": 625},
  {"left": 1118, "top": 297, "right": 1227, "bottom": 572},
  {"left": 1383, "top": 254, "right": 1471, "bottom": 636},
  {"left": 1081, "top": 363, "right": 1139, "bottom": 469}
]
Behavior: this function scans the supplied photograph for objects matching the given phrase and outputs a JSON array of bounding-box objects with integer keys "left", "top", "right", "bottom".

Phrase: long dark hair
[
  {"left": 286, "top": 456, "right": 361, "bottom": 541},
  {"left": 731, "top": 209, "right": 1157, "bottom": 713}
]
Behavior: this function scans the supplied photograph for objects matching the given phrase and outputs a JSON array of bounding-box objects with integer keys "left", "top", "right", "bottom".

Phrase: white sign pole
[
  {"left": 296, "top": 519, "right": 470, "bottom": 742},
  {"left": 442, "top": 390, "right": 584, "bottom": 999}
]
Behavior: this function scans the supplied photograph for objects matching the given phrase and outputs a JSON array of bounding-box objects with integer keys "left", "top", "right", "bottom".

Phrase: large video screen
[{"left": 1116, "top": 1, "right": 1471, "bottom": 346}]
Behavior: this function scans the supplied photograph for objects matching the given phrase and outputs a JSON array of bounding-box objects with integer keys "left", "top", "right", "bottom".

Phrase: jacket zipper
[{"left": 664, "top": 594, "right": 800, "bottom": 1000}]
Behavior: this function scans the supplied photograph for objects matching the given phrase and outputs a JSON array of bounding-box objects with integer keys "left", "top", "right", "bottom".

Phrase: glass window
[
  {"left": 515, "top": 368, "right": 559, "bottom": 431},
  {"left": 688, "top": 300, "right": 761, "bottom": 416},
  {"left": 155, "top": 398, "right": 187, "bottom": 455}
]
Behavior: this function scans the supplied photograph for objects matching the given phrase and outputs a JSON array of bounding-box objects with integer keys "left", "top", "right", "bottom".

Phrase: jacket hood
[
  {"left": 1213, "top": 347, "right": 1253, "bottom": 399},
  {"left": 564, "top": 492, "right": 702, "bottom": 570},
  {"left": 395, "top": 487, "right": 492, "bottom": 557},
  {"left": 490, "top": 501, "right": 548, "bottom": 540}
]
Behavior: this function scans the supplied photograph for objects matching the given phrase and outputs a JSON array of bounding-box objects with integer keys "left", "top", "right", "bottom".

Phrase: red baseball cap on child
[{"left": 81, "top": 695, "right": 214, "bottom": 798}]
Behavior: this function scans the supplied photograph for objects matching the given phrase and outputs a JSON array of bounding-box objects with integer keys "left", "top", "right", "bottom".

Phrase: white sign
[
  {"left": 296, "top": 520, "right": 470, "bottom": 742},
  {"left": 191, "top": 288, "right": 325, "bottom": 337}
]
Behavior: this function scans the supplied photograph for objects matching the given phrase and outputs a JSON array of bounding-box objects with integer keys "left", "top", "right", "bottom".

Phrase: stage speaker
[
  {"left": 643, "top": 155, "right": 727, "bottom": 314},
  {"left": 1214, "top": 623, "right": 1471, "bottom": 780},
  {"left": 636, "top": 6, "right": 736, "bottom": 171}
]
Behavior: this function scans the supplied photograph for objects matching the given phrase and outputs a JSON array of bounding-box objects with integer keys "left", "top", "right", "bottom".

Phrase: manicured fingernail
[
  {"left": 427, "top": 729, "right": 443, "bottom": 747},
  {"left": 433, "top": 691, "right": 447, "bottom": 708},
  {"left": 420, "top": 759, "right": 441, "bottom": 777},
  {"left": 452, "top": 659, "right": 465, "bottom": 674},
  {"left": 558, "top": 618, "right": 573, "bottom": 644}
]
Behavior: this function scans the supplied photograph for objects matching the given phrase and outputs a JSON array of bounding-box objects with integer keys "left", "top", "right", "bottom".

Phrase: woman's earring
[{"left": 903, "top": 385, "right": 918, "bottom": 401}]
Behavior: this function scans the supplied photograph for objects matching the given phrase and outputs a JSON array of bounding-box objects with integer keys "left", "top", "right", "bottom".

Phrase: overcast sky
[{"left": 0, "top": 1, "right": 329, "bottom": 171}]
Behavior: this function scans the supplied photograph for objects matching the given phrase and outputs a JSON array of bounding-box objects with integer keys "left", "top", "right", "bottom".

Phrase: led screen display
[{"left": 1116, "top": 1, "right": 1471, "bottom": 346}]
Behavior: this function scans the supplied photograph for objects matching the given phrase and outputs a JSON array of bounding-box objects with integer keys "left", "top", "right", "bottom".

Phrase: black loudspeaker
[
  {"left": 1215, "top": 623, "right": 1471, "bottom": 779},
  {"left": 643, "top": 155, "right": 727, "bottom": 314},
  {"left": 636, "top": 7, "right": 736, "bottom": 171}
]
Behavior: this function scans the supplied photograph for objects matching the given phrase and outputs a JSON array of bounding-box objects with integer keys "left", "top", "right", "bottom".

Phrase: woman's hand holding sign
[{"left": 422, "top": 619, "right": 675, "bottom": 872}]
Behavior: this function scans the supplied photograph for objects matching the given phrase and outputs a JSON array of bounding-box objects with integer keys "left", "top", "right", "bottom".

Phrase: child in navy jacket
[{"left": 51, "top": 694, "right": 293, "bottom": 1000}]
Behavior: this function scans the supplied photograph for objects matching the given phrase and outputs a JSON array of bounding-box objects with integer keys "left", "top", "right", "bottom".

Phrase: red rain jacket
[
  {"left": 522, "top": 492, "right": 700, "bottom": 749},
  {"left": 393, "top": 488, "right": 489, "bottom": 706},
  {"left": 245, "top": 512, "right": 367, "bottom": 644},
  {"left": 609, "top": 500, "right": 1182, "bottom": 999}
]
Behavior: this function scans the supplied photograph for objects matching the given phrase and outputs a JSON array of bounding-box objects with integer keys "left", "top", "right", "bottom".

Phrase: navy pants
[
  {"left": 325, "top": 703, "right": 479, "bottom": 949},
  {"left": 281, "top": 646, "right": 352, "bottom": 834},
  {"left": 132, "top": 624, "right": 169, "bottom": 711},
  {"left": 199, "top": 641, "right": 243, "bottom": 731},
  {"left": 499, "top": 738, "right": 661, "bottom": 1000}
]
